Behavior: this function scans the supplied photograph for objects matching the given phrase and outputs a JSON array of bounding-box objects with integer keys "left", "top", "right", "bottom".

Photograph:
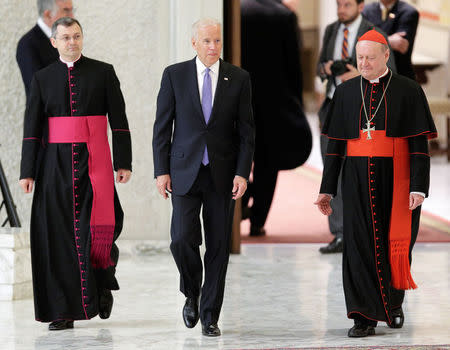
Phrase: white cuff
[{"left": 410, "top": 191, "right": 425, "bottom": 198}]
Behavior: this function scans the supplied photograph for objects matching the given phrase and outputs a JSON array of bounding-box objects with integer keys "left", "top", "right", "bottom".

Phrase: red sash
[
  {"left": 347, "top": 130, "right": 417, "bottom": 290},
  {"left": 48, "top": 116, "right": 115, "bottom": 269}
]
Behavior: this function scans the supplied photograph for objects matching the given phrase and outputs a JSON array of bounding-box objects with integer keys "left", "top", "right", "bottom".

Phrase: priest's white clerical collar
[
  {"left": 370, "top": 68, "right": 390, "bottom": 83},
  {"left": 37, "top": 17, "right": 52, "bottom": 39},
  {"left": 59, "top": 55, "right": 82, "bottom": 67},
  {"left": 196, "top": 56, "right": 220, "bottom": 76}
]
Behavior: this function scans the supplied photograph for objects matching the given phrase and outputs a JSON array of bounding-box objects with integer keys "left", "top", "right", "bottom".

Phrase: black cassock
[
  {"left": 20, "top": 56, "right": 132, "bottom": 322},
  {"left": 320, "top": 71, "right": 436, "bottom": 325}
]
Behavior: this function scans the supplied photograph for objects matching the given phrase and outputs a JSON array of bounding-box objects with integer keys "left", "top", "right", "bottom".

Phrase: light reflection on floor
[{"left": 0, "top": 242, "right": 448, "bottom": 350}]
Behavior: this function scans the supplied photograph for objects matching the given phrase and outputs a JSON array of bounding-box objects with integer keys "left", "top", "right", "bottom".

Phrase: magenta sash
[{"left": 48, "top": 116, "right": 115, "bottom": 269}]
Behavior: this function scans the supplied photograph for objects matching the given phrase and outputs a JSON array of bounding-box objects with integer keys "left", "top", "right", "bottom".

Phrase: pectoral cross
[{"left": 363, "top": 121, "right": 375, "bottom": 140}]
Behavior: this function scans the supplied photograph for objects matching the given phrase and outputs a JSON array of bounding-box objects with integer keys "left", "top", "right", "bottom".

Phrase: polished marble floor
[{"left": 0, "top": 242, "right": 449, "bottom": 350}]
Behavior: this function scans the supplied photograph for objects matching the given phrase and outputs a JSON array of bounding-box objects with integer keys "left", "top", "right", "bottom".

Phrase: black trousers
[
  {"left": 242, "top": 149, "right": 278, "bottom": 229},
  {"left": 170, "top": 165, "right": 234, "bottom": 325}
]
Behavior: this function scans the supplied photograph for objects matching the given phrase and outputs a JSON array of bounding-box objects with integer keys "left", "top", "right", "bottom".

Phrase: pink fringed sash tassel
[{"left": 48, "top": 116, "right": 115, "bottom": 269}]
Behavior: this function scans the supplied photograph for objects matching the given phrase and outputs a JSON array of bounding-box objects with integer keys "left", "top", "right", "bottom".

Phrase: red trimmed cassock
[
  {"left": 320, "top": 70, "right": 437, "bottom": 326},
  {"left": 20, "top": 55, "right": 132, "bottom": 322}
]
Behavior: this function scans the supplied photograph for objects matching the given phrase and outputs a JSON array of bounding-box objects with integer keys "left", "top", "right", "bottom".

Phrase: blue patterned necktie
[{"left": 202, "top": 67, "right": 212, "bottom": 165}]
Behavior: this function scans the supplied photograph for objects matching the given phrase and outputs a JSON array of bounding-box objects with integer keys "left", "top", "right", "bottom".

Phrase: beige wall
[{"left": 0, "top": 0, "right": 222, "bottom": 240}]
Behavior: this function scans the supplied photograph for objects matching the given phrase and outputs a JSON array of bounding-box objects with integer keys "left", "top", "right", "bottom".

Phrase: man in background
[
  {"left": 241, "top": 0, "right": 311, "bottom": 237},
  {"left": 16, "top": 0, "right": 74, "bottom": 101},
  {"left": 317, "top": 0, "right": 396, "bottom": 253},
  {"left": 363, "top": 0, "right": 419, "bottom": 80}
]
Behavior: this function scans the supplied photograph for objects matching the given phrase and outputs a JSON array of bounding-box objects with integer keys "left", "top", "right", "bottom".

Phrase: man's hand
[
  {"left": 388, "top": 32, "right": 409, "bottom": 54},
  {"left": 232, "top": 175, "right": 247, "bottom": 200},
  {"left": 339, "top": 64, "right": 360, "bottom": 82},
  {"left": 409, "top": 193, "right": 424, "bottom": 210},
  {"left": 314, "top": 194, "right": 332, "bottom": 216},
  {"left": 19, "top": 178, "right": 34, "bottom": 193},
  {"left": 156, "top": 174, "right": 172, "bottom": 199},
  {"left": 116, "top": 169, "right": 132, "bottom": 183},
  {"left": 323, "top": 60, "right": 333, "bottom": 76}
]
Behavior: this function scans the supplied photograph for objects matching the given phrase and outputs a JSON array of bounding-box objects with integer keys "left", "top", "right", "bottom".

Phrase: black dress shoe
[
  {"left": 48, "top": 320, "right": 74, "bottom": 331},
  {"left": 388, "top": 307, "right": 404, "bottom": 328},
  {"left": 249, "top": 226, "right": 266, "bottom": 237},
  {"left": 183, "top": 297, "right": 199, "bottom": 328},
  {"left": 99, "top": 289, "right": 114, "bottom": 319},
  {"left": 348, "top": 324, "right": 375, "bottom": 337},
  {"left": 202, "top": 323, "right": 221, "bottom": 337},
  {"left": 319, "top": 236, "right": 343, "bottom": 254}
]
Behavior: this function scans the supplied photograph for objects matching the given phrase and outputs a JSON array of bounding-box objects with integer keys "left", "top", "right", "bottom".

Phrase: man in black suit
[
  {"left": 152, "top": 18, "right": 254, "bottom": 337},
  {"left": 241, "top": 0, "right": 312, "bottom": 237},
  {"left": 16, "top": 0, "right": 74, "bottom": 101},
  {"left": 317, "top": 0, "right": 396, "bottom": 254},
  {"left": 363, "top": 0, "right": 419, "bottom": 80}
]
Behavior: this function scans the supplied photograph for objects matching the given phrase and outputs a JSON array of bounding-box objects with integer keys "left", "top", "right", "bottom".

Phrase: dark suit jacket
[
  {"left": 317, "top": 16, "right": 397, "bottom": 96},
  {"left": 16, "top": 24, "right": 59, "bottom": 101},
  {"left": 152, "top": 58, "right": 255, "bottom": 196},
  {"left": 241, "top": 0, "right": 311, "bottom": 170},
  {"left": 363, "top": 0, "right": 419, "bottom": 80}
]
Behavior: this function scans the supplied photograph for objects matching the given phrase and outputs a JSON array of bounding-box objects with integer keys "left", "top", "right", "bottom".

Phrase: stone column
[{"left": 0, "top": 228, "right": 32, "bottom": 300}]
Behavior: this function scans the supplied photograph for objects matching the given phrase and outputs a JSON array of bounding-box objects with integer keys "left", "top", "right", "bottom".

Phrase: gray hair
[
  {"left": 37, "top": 0, "right": 58, "bottom": 17},
  {"left": 191, "top": 18, "right": 221, "bottom": 40},
  {"left": 51, "top": 17, "right": 82, "bottom": 38}
]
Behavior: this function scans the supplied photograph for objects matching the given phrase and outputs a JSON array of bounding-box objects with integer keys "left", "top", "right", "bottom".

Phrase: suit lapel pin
[
  {"left": 389, "top": 13, "right": 395, "bottom": 19},
  {"left": 224, "top": 77, "right": 229, "bottom": 81}
]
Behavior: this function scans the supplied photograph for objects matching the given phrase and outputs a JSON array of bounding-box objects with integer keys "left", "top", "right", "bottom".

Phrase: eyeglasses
[{"left": 56, "top": 34, "right": 82, "bottom": 42}]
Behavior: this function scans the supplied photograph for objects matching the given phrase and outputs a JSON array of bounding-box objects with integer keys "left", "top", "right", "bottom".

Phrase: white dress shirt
[
  {"left": 37, "top": 17, "right": 52, "bottom": 38},
  {"left": 328, "top": 14, "right": 363, "bottom": 99},
  {"left": 380, "top": 1, "right": 396, "bottom": 12},
  {"left": 196, "top": 57, "right": 219, "bottom": 105}
]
